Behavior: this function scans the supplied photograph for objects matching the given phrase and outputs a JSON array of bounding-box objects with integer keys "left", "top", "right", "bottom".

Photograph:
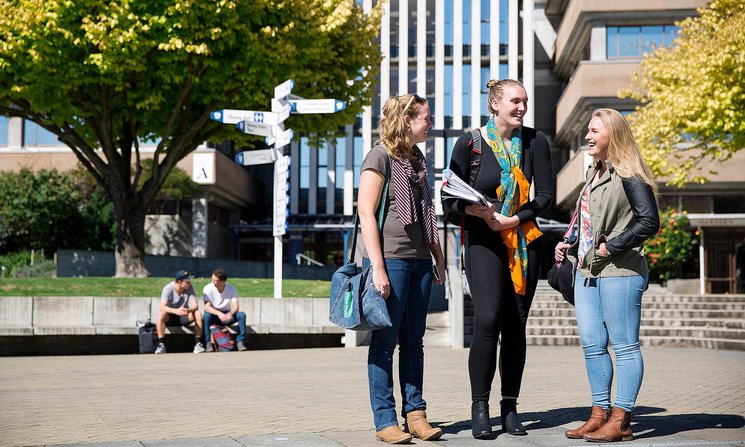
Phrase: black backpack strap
[{"left": 468, "top": 128, "right": 482, "bottom": 188}]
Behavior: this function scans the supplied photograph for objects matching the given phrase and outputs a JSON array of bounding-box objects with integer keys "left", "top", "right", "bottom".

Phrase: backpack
[
  {"left": 210, "top": 324, "right": 234, "bottom": 352},
  {"left": 137, "top": 321, "right": 157, "bottom": 354},
  {"left": 443, "top": 128, "right": 483, "bottom": 226}
]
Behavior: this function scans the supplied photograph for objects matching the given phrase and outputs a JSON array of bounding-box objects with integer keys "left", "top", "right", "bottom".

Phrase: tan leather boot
[
  {"left": 583, "top": 406, "right": 633, "bottom": 442},
  {"left": 375, "top": 425, "right": 413, "bottom": 444},
  {"left": 565, "top": 406, "right": 611, "bottom": 439},
  {"left": 405, "top": 409, "right": 443, "bottom": 441}
]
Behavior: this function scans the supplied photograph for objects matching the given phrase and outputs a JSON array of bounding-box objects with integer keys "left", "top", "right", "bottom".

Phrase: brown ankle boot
[
  {"left": 583, "top": 407, "right": 633, "bottom": 442},
  {"left": 565, "top": 406, "right": 611, "bottom": 439},
  {"left": 405, "top": 409, "right": 443, "bottom": 441},
  {"left": 375, "top": 425, "right": 413, "bottom": 444}
]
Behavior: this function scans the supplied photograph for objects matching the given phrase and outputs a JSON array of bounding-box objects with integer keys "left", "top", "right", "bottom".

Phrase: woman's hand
[
  {"left": 555, "top": 241, "right": 571, "bottom": 262},
  {"left": 465, "top": 203, "right": 494, "bottom": 221},
  {"left": 433, "top": 263, "right": 446, "bottom": 285},
  {"left": 596, "top": 242, "right": 609, "bottom": 256},
  {"left": 372, "top": 266, "right": 391, "bottom": 299},
  {"left": 487, "top": 213, "right": 519, "bottom": 232}
]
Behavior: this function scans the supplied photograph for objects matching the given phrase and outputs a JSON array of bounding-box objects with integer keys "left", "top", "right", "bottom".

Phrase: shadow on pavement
[{"left": 436, "top": 405, "right": 745, "bottom": 440}]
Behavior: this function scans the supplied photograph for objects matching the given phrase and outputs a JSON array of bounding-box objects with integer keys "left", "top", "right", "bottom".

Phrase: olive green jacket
[{"left": 568, "top": 160, "right": 660, "bottom": 279}]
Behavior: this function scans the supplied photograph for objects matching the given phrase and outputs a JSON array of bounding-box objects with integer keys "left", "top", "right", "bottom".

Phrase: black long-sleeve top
[{"left": 442, "top": 126, "right": 554, "bottom": 237}]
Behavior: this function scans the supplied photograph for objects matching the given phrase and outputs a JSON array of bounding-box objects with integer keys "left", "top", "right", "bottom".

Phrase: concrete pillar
[
  {"left": 523, "top": 0, "right": 535, "bottom": 127},
  {"left": 326, "top": 138, "right": 335, "bottom": 215},
  {"left": 490, "top": 0, "right": 501, "bottom": 78},
  {"left": 309, "top": 139, "right": 318, "bottom": 215},
  {"left": 471, "top": 0, "right": 482, "bottom": 128},
  {"left": 399, "top": 0, "right": 409, "bottom": 96},
  {"left": 7, "top": 117, "right": 23, "bottom": 147},
  {"left": 508, "top": 0, "right": 518, "bottom": 79},
  {"left": 290, "top": 140, "right": 300, "bottom": 216},
  {"left": 380, "top": 0, "right": 391, "bottom": 111},
  {"left": 344, "top": 125, "right": 354, "bottom": 216},
  {"left": 453, "top": 0, "right": 463, "bottom": 130},
  {"left": 434, "top": 0, "right": 445, "bottom": 173},
  {"left": 191, "top": 197, "right": 208, "bottom": 258}
]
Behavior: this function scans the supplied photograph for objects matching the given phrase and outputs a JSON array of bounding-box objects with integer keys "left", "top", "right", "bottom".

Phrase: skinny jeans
[
  {"left": 574, "top": 271, "right": 647, "bottom": 412},
  {"left": 465, "top": 231, "right": 540, "bottom": 403},
  {"left": 364, "top": 257, "right": 433, "bottom": 432}
]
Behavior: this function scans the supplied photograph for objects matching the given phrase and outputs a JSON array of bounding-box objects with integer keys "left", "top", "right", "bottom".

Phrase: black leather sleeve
[
  {"left": 515, "top": 130, "right": 554, "bottom": 224},
  {"left": 606, "top": 177, "right": 661, "bottom": 255},
  {"left": 441, "top": 132, "right": 474, "bottom": 216}
]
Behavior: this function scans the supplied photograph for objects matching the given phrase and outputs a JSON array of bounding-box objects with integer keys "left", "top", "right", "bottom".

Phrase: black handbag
[
  {"left": 328, "top": 154, "right": 393, "bottom": 331},
  {"left": 548, "top": 210, "right": 578, "bottom": 305}
]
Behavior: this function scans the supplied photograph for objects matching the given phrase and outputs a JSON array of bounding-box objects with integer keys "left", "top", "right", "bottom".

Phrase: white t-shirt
[{"left": 202, "top": 282, "right": 238, "bottom": 312}]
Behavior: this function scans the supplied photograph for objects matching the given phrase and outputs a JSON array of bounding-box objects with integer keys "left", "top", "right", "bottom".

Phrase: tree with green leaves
[
  {"left": 0, "top": 0, "right": 382, "bottom": 276},
  {"left": 622, "top": 0, "right": 745, "bottom": 187}
]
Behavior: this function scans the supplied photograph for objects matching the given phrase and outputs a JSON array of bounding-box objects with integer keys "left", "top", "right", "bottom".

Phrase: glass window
[
  {"left": 24, "top": 120, "right": 64, "bottom": 146},
  {"left": 444, "top": 64, "right": 453, "bottom": 117},
  {"left": 300, "top": 137, "right": 310, "bottom": 190},
  {"left": 618, "top": 26, "right": 640, "bottom": 57},
  {"left": 353, "top": 136, "right": 363, "bottom": 189},
  {"left": 642, "top": 26, "right": 664, "bottom": 53},
  {"left": 0, "top": 116, "right": 8, "bottom": 146},
  {"left": 335, "top": 137, "right": 346, "bottom": 191}
]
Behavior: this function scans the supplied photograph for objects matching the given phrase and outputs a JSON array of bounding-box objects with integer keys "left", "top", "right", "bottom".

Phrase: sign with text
[
  {"left": 211, "top": 107, "right": 290, "bottom": 125},
  {"left": 273, "top": 155, "right": 290, "bottom": 236},
  {"left": 289, "top": 99, "right": 346, "bottom": 114},
  {"left": 274, "top": 79, "right": 294, "bottom": 100},
  {"left": 192, "top": 153, "right": 215, "bottom": 184},
  {"left": 235, "top": 148, "right": 278, "bottom": 166}
]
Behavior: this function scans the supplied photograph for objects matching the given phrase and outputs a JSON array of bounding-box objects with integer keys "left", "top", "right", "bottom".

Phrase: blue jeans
[
  {"left": 363, "top": 258, "right": 433, "bottom": 431},
  {"left": 204, "top": 311, "right": 246, "bottom": 343},
  {"left": 574, "top": 271, "right": 647, "bottom": 412}
]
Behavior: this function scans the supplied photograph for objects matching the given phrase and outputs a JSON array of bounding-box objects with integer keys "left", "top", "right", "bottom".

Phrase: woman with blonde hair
[
  {"left": 357, "top": 93, "right": 446, "bottom": 444},
  {"left": 555, "top": 108, "right": 660, "bottom": 442},
  {"left": 442, "top": 79, "right": 553, "bottom": 438}
]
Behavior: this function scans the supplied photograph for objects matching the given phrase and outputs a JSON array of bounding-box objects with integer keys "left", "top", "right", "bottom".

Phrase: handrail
[{"left": 296, "top": 253, "right": 323, "bottom": 266}]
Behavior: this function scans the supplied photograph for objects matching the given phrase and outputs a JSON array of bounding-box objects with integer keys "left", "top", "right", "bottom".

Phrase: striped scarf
[{"left": 391, "top": 149, "right": 439, "bottom": 245}]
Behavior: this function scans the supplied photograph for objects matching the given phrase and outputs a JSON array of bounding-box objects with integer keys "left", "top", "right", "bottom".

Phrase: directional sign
[
  {"left": 273, "top": 155, "right": 290, "bottom": 236},
  {"left": 235, "top": 148, "right": 278, "bottom": 166},
  {"left": 274, "top": 79, "right": 294, "bottom": 100},
  {"left": 237, "top": 121, "right": 286, "bottom": 138},
  {"left": 266, "top": 128, "right": 294, "bottom": 148},
  {"left": 289, "top": 99, "right": 346, "bottom": 114},
  {"left": 211, "top": 107, "right": 290, "bottom": 125}
]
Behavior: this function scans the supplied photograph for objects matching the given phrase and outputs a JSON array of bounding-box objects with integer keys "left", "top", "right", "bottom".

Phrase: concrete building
[{"left": 1, "top": 0, "right": 743, "bottom": 291}]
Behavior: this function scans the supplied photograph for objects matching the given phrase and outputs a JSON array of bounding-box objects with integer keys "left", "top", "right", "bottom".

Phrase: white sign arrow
[
  {"left": 235, "top": 148, "right": 278, "bottom": 166},
  {"left": 236, "top": 121, "right": 286, "bottom": 138},
  {"left": 265, "top": 128, "right": 294, "bottom": 148},
  {"left": 274, "top": 79, "right": 294, "bottom": 100},
  {"left": 289, "top": 99, "right": 347, "bottom": 114},
  {"left": 211, "top": 107, "right": 290, "bottom": 125}
]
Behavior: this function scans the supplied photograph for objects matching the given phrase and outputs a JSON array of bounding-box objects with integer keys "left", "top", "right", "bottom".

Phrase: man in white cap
[{"left": 155, "top": 270, "right": 205, "bottom": 354}]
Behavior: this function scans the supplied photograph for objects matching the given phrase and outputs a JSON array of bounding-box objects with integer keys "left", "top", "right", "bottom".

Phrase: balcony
[
  {"left": 553, "top": 0, "right": 705, "bottom": 78},
  {"left": 555, "top": 145, "right": 745, "bottom": 211},
  {"left": 554, "top": 60, "right": 638, "bottom": 146}
]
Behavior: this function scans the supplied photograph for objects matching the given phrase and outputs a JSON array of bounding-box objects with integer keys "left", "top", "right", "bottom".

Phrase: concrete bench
[{"left": 0, "top": 296, "right": 343, "bottom": 337}]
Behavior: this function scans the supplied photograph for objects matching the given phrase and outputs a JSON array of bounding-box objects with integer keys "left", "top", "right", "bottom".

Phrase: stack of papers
[{"left": 441, "top": 169, "right": 488, "bottom": 206}]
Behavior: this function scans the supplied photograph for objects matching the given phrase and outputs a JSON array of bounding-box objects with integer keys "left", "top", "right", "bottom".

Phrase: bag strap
[
  {"left": 347, "top": 152, "right": 392, "bottom": 264},
  {"left": 459, "top": 129, "right": 483, "bottom": 274}
]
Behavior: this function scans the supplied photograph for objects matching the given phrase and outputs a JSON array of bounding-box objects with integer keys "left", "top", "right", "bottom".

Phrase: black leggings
[{"left": 465, "top": 231, "right": 541, "bottom": 403}]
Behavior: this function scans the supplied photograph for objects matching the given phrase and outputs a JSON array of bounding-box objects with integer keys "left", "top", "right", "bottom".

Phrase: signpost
[{"left": 210, "top": 79, "right": 346, "bottom": 299}]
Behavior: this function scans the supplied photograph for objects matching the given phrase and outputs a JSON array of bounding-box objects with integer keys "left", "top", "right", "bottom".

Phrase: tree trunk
[{"left": 113, "top": 200, "right": 149, "bottom": 277}]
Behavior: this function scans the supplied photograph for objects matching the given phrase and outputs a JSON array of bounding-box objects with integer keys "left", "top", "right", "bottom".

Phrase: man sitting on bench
[
  {"left": 203, "top": 268, "right": 248, "bottom": 352},
  {"left": 155, "top": 270, "right": 205, "bottom": 354}
]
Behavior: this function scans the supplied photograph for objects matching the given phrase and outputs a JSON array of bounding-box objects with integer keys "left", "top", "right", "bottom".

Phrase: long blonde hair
[
  {"left": 591, "top": 108, "right": 658, "bottom": 196},
  {"left": 378, "top": 93, "right": 427, "bottom": 160},
  {"left": 486, "top": 78, "right": 525, "bottom": 115}
]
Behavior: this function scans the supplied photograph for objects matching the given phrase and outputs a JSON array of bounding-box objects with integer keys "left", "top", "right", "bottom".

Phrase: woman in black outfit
[{"left": 442, "top": 79, "right": 553, "bottom": 438}]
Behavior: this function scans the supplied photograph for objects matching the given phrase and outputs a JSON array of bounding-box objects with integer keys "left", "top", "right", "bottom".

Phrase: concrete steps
[{"left": 460, "top": 281, "right": 745, "bottom": 351}]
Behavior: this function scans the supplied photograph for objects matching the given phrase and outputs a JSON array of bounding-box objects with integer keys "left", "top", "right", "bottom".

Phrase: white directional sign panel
[
  {"left": 235, "top": 148, "right": 278, "bottom": 166},
  {"left": 274, "top": 79, "right": 294, "bottom": 100},
  {"left": 266, "top": 128, "right": 294, "bottom": 148},
  {"left": 273, "top": 155, "right": 290, "bottom": 236},
  {"left": 236, "top": 121, "right": 285, "bottom": 138},
  {"left": 192, "top": 153, "right": 215, "bottom": 184},
  {"left": 211, "top": 107, "right": 290, "bottom": 125},
  {"left": 290, "top": 99, "right": 346, "bottom": 114}
]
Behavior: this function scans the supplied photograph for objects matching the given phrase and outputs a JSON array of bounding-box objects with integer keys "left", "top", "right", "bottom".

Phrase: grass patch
[{"left": 0, "top": 277, "right": 331, "bottom": 298}]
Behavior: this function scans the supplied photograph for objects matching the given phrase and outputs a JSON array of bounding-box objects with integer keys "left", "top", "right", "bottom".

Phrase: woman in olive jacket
[{"left": 555, "top": 108, "right": 660, "bottom": 443}]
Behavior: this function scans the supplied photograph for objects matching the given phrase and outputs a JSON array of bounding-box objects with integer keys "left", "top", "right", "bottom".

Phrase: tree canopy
[
  {"left": 622, "top": 0, "right": 745, "bottom": 186},
  {"left": 0, "top": 0, "right": 382, "bottom": 276}
]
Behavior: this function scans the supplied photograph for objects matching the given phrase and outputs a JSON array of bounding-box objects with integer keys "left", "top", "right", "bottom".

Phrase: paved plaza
[{"left": 0, "top": 346, "right": 743, "bottom": 447}]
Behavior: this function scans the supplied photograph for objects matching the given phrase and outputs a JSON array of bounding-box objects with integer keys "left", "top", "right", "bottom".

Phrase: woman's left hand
[
  {"left": 433, "top": 263, "right": 446, "bottom": 285},
  {"left": 597, "top": 242, "right": 609, "bottom": 256},
  {"left": 486, "top": 212, "right": 519, "bottom": 232}
]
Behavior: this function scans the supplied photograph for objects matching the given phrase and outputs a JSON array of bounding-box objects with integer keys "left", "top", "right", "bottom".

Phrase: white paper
[{"left": 441, "top": 169, "right": 489, "bottom": 206}]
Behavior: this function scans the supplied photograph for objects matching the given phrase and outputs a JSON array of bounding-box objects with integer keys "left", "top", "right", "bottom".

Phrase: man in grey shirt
[{"left": 155, "top": 270, "right": 204, "bottom": 354}]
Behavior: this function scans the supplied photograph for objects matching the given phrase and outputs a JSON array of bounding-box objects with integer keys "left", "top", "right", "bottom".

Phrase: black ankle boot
[
  {"left": 471, "top": 401, "right": 492, "bottom": 439},
  {"left": 500, "top": 399, "right": 527, "bottom": 436}
]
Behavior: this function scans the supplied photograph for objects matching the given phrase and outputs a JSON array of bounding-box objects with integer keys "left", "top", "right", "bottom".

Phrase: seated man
[
  {"left": 203, "top": 268, "right": 247, "bottom": 351},
  {"left": 155, "top": 270, "right": 205, "bottom": 354}
]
